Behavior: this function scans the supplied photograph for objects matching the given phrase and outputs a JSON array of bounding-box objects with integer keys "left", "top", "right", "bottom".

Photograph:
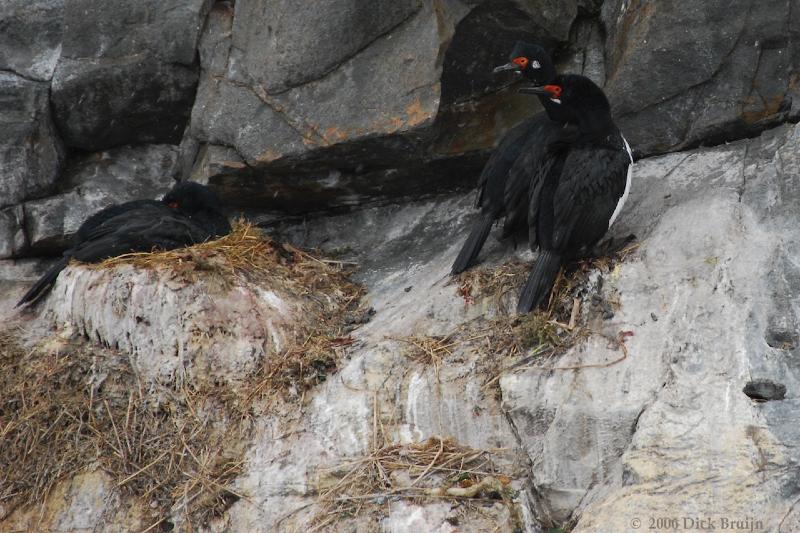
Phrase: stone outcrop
[
  {"left": 0, "top": 73, "right": 64, "bottom": 209},
  {"left": 50, "top": 0, "right": 209, "bottom": 151},
  {"left": 2, "top": 0, "right": 798, "bottom": 253},
  {"left": 0, "top": 145, "right": 177, "bottom": 258},
  {"left": 0, "top": 0, "right": 64, "bottom": 82},
  {"left": 186, "top": 0, "right": 573, "bottom": 212},
  {"left": 603, "top": 0, "right": 800, "bottom": 156},
  {"left": 4, "top": 123, "right": 800, "bottom": 531},
  {"left": 2, "top": 1, "right": 800, "bottom": 531}
]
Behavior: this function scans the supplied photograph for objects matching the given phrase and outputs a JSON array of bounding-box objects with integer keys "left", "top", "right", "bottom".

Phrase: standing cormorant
[
  {"left": 451, "top": 42, "right": 577, "bottom": 274},
  {"left": 515, "top": 74, "right": 633, "bottom": 313}
]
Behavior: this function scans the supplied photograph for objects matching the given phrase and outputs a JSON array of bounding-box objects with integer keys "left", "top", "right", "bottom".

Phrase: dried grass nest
[
  {"left": 393, "top": 241, "right": 642, "bottom": 381},
  {"left": 93, "top": 220, "right": 367, "bottom": 401},
  {"left": 0, "top": 221, "right": 367, "bottom": 528},
  {"left": 311, "top": 436, "right": 520, "bottom": 531}
]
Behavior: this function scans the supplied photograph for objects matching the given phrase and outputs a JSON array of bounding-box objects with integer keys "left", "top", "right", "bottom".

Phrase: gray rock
[
  {"left": 265, "top": 123, "right": 800, "bottom": 530},
  {"left": 23, "top": 145, "right": 179, "bottom": 254},
  {"left": 229, "top": 0, "right": 422, "bottom": 94},
  {"left": 39, "top": 262, "right": 303, "bottom": 389},
  {"left": 5, "top": 123, "right": 800, "bottom": 531},
  {"left": 51, "top": 58, "right": 198, "bottom": 150},
  {"left": 59, "top": 0, "right": 208, "bottom": 64},
  {"left": 517, "top": 0, "right": 578, "bottom": 42},
  {"left": 185, "top": 0, "right": 574, "bottom": 212},
  {"left": 50, "top": 0, "right": 210, "bottom": 150},
  {"left": 0, "top": 259, "right": 53, "bottom": 322},
  {"left": 603, "top": 0, "right": 800, "bottom": 156},
  {"left": 0, "top": 206, "right": 26, "bottom": 259},
  {"left": 0, "top": 0, "right": 64, "bottom": 81},
  {"left": 555, "top": 16, "right": 605, "bottom": 86},
  {"left": 0, "top": 72, "right": 64, "bottom": 209}
]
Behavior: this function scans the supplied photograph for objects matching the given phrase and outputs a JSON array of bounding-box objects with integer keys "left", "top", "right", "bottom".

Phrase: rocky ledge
[{"left": 2, "top": 121, "right": 799, "bottom": 531}]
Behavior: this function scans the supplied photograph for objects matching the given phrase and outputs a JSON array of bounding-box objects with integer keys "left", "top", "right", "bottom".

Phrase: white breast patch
[{"left": 608, "top": 134, "right": 633, "bottom": 228}]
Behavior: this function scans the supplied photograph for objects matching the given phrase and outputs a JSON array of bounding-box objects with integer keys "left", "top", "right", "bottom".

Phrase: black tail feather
[
  {"left": 451, "top": 214, "right": 495, "bottom": 275},
  {"left": 517, "top": 250, "right": 562, "bottom": 314},
  {"left": 16, "top": 258, "right": 69, "bottom": 308}
]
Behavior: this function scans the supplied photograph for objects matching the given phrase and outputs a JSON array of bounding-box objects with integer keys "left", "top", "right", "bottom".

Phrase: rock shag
[
  {"left": 16, "top": 181, "right": 232, "bottom": 307},
  {"left": 451, "top": 42, "right": 577, "bottom": 275},
  {"left": 516, "top": 74, "right": 633, "bottom": 313}
]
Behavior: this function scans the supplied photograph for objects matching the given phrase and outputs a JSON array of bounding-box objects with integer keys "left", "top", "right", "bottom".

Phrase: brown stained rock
[
  {"left": 602, "top": 0, "right": 800, "bottom": 156},
  {"left": 186, "top": 0, "right": 572, "bottom": 212}
]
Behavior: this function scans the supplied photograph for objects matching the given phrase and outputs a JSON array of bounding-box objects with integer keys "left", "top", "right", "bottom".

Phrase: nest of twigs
[
  {"left": 451, "top": 241, "right": 642, "bottom": 386},
  {"left": 0, "top": 331, "right": 247, "bottom": 528},
  {"left": 456, "top": 260, "right": 529, "bottom": 312},
  {"left": 312, "top": 436, "right": 516, "bottom": 531},
  {"left": 2, "top": 222, "right": 367, "bottom": 527},
  {"left": 92, "top": 220, "right": 366, "bottom": 401},
  {"left": 93, "top": 220, "right": 362, "bottom": 299}
]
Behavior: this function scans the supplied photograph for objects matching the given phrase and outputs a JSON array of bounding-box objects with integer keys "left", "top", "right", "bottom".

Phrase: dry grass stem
[
  {"left": 2, "top": 221, "right": 365, "bottom": 526},
  {"left": 312, "top": 436, "right": 514, "bottom": 528}
]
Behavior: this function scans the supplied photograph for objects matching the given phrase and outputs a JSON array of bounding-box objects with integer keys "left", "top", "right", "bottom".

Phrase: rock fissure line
[{"left": 266, "top": 4, "right": 424, "bottom": 97}]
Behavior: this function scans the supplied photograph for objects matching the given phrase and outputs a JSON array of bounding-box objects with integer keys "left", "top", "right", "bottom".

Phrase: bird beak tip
[
  {"left": 517, "top": 84, "right": 548, "bottom": 95},
  {"left": 493, "top": 63, "right": 520, "bottom": 74}
]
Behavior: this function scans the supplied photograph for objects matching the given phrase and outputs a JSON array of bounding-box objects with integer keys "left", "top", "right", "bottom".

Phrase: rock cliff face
[{"left": 1, "top": 0, "right": 800, "bottom": 531}]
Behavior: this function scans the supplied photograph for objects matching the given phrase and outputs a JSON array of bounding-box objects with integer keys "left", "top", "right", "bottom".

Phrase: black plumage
[
  {"left": 17, "top": 182, "right": 231, "bottom": 307},
  {"left": 452, "top": 42, "right": 575, "bottom": 274},
  {"left": 516, "top": 75, "right": 633, "bottom": 313}
]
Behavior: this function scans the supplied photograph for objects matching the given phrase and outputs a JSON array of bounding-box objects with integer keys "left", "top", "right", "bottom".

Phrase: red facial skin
[
  {"left": 543, "top": 84, "right": 562, "bottom": 98},
  {"left": 512, "top": 56, "right": 529, "bottom": 69}
]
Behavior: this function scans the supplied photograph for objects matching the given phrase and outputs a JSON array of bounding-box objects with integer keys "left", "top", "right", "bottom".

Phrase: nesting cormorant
[
  {"left": 451, "top": 42, "right": 577, "bottom": 275},
  {"left": 16, "top": 181, "right": 231, "bottom": 307},
  {"left": 515, "top": 74, "right": 633, "bottom": 313}
]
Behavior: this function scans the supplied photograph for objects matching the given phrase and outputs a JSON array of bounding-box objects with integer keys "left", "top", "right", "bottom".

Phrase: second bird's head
[
  {"left": 162, "top": 181, "right": 225, "bottom": 215},
  {"left": 493, "top": 41, "right": 555, "bottom": 86},
  {"left": 519, "top": 74, "right": 611, "bottom": 113}
]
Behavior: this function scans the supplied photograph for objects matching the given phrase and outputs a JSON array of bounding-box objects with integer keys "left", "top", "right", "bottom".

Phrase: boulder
[
  {"left": 0, "top": 73, "right": 64, "bottom": 210},
  {"left": 603, "top": 0, "right": 800, "bottom": 156},
  {"left": 0, "top": 0, "right": 64, "bottom": 82},
  {"left": 505, "top": 123, "right": 800, "bottom": 527},
  {"left": 229, "top": 122, "right": 800, "bottom": 530},
  {"left": 22, "top": 145, "right": 179, "bottom": 254},
  {"left": 0, "top": 206, "right": 26, "bottom": 258},
  {"left": 4, "top": 123, "right": 800, "bottom": 531},
  {"left": 185, "top": 0, "right": 576, "bottom": 212},
  {"left": 50, "top": 0, "right": 210, "bottom": 151},
  {"left": 39, "top": 264, "right": 294, "bottom": 389}
]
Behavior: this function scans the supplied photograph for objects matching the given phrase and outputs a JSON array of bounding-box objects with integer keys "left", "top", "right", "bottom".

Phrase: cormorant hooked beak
[
  {"left": 493, "top": 62, "right": 521, "bottom": 74},
  {"left": 517, "top": 84, "right": 550, "bottom": 95}
]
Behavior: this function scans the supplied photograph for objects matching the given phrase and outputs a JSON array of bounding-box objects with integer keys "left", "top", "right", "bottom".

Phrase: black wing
[
  {"left": 71, "top": 206, "right": 213, "bottom": 263},
  {"left": 550, "top": 146, "right": 630, "bottom": 251},
  {"left": 476, "top": 113, "right": 553, "bottom": 213},
  {"left": 503, "top": 121, "right": 576, "bottom": 238},
  {"left": 72, "top": 199, "right": 164, "bottom": 247}
]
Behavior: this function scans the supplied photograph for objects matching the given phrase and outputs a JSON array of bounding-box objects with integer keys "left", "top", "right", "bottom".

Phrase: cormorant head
[
  {"left": 492, "top": 41, "right": 555, "bottom": 86},
  {"left": 519, "top": 74, "right": 610, "bottom": 113},
  {"left": 162, "top": 181, "right": 225, "bottom": 215}
]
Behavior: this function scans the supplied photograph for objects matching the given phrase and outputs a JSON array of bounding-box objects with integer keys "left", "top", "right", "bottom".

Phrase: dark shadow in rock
[
  {"left": 439, "top": 1, "right": 557, "bottom": 107},
  {"left": 743, "top": 379, "right": 787, "bottom": 402},
  {"left": 765, "top": 328, "right": 798, "bottom": 351}
]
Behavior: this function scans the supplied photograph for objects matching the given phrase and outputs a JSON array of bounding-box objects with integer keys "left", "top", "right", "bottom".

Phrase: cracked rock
[
  {"left": 603, "top": 0, "right": 800, "bottom": 156},
  {"left": 50, "top": 0, "right": 209, "bottom": 151}
]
